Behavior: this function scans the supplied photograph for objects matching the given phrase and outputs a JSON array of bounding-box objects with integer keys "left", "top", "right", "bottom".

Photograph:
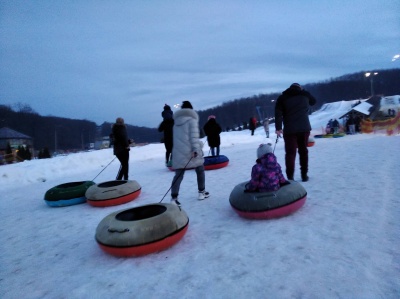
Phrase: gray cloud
[{"left": 1, "top": 0, "right": 399, "bottom": 127}]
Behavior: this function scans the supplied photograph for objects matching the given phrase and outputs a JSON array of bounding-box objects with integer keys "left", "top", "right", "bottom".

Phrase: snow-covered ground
[{"left": 1, "top": 101, "right": 399, "bottom": 299}]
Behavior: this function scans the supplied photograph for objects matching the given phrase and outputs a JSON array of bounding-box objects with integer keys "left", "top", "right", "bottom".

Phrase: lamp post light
[
  {"left": 365, "top": 72, "right": 378, "bottom": 97},
  {"left": 392, "top": 54, "right": 399, "bottom": 62}
]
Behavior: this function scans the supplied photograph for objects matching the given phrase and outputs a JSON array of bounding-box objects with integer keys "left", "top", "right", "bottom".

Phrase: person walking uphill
[
  {"left": 275, "top": 83, "right": 316, "bottom": 182},
  {"left": 170, "top": 101, "right": 209, "bottom": 206},
  {"left": 249, "top": 116, "right": 257, "bottom": 136},
  {"left": 203, "top": 115, "right": 222, "bottom": 156},
  {"left": 158, "top": 104, "right": 174, "bottom": 165},
  {"left": 112, "top": 117, "right": 132, "bottom": 180}
]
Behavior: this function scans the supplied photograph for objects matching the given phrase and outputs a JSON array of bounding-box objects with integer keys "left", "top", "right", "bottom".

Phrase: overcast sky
[{"left": 1, "top": 1, "right": 399, "bottom": 128}]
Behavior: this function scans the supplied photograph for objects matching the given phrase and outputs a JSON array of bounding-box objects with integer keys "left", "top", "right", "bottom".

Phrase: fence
[{"left": 361, "top": 111, "right": 400, "bottom": 135}]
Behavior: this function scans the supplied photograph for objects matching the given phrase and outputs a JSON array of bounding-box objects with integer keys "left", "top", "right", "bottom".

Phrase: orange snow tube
[{"left": 95, "top": 203, "right": 189, "bottom": 257}]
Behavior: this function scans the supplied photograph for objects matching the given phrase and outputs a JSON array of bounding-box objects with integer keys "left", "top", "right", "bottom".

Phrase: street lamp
[
  {"left": 392, "top": 54, "right": 399, "bottom": 62},
  {"left": 365, "top": 72, "right": 378, "bottom": 97}
]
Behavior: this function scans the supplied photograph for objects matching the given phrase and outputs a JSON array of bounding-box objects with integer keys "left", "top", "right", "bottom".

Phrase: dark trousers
[
  {"left": 283, "top": 132, "right": 310, "bottom": 179},
  {"left": 171, "top": 165, "right": 205, "bottom": 198},
  {"left": 165, "top": 150, "right": 172, "bottom": 163},
  {"left": 210, "top": 146, "right": 220, "bottom": 156},
  {"left": 165, "top": 142, "right": 172, "bottom": 163},
  {"left": 116, "top": 150, "right": 129, "bottom": 180}
]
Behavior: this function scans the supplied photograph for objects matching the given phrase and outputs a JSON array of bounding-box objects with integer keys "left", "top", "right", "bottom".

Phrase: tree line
[
  {"left": 1, "top": 68, "right": 399, "bottom": 155},
  {"left": 197, "top": 68, "right": 400, "bottom": 130}
]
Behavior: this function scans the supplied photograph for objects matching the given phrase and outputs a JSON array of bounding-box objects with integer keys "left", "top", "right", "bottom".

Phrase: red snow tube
[
  {"left": 307, "top": 136, "right": 315, "bottom": 147},
  {"left": 85, "top": 180, "right": 141, "bottom": 207},
  {"left": 95, "top": 203, "right": 189, "bottom": 257},
  {"left": 229, "top": 181, "right": 307, "bottom": 219},
  {"left": 167, "top": 155, "right": 229, "bottom": 171},
  {"left": 204, "top": 155, "right": 229, "bottom": 170}
]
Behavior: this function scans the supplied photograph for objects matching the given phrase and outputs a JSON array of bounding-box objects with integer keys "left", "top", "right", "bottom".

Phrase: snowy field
[{"left": 1, "top": 100, "right": 399, "bottom": 299}]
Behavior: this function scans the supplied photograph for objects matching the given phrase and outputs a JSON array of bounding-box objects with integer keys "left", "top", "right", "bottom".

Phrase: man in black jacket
[
  {"left": 275, "top": 83, "right": 316, "bottom": 182},
  {"left": 112, "top": 117, "right": 131, "bottom": 180},
  {"left": 158, "top": 104, "right": 174, "bottom": 165}
]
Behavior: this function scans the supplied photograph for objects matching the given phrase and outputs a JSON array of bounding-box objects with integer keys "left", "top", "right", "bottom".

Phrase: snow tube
[
  {"left": 44, "top": 181, "right": 95, "bottom": 207},
  {"left": 95, "top": 203, "right": 189, "bottom": 257},
  {"left": 229, "top": 181, "right": 307, "bottom": 219},
  {"left": 167, "top": 155, "right": 229, "bottom": 171},
  {"left": 314, "top": 133, "right": 345, "bottom": 138},
  {"left": 85, "top": 180, "right": 141, "bottom": 207},
  {"left": 307, "top": 136, "right": 315, "bottom": 147},
  {"left": 204, "top": 155, "right": 229, "bottom": 170}
]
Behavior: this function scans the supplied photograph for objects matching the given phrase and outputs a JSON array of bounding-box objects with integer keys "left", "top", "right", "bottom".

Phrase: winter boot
[
  {"left": 301, "top": 174, "right": 309, "bottom": 182},
  {"left": 198, "top": 190, "right": 210, "bottom": 200},
  {"left": 171, "top": 197, "right": 181, "bottom": 206}
]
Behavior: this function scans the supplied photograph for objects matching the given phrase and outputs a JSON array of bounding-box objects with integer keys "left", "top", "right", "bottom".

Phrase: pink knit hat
[{"left": 208, "top": 115, "right": 216, "bottom": 120}]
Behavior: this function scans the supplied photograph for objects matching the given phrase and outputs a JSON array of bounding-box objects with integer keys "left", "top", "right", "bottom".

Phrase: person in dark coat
[
  {"left": 112, "top": 117, "right": 131, "bottom": 180},
  {"left": 249, "top": 116, "right": 257, "bottom": 135},
  {"left": 158, "top": 104, "right": 174, "bottom": 164},
  {"left": 332, "top": 119, "right": 340, "bottom": 134},
  {"left": 203, "top": 115, "right": 222, "bottom": 156},
  {"left": 275, "top": 83, "right": 316, "bottom": 182}
]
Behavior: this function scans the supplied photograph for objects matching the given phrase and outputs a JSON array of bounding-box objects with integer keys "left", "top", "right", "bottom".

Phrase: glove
[{"left": 280, "top": 181, "right": 290, "bottom": 187}]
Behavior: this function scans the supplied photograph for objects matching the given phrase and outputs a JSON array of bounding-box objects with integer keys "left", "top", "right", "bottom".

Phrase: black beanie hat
[
  {"left": 290, "top": 83, "right": 302, "bottom": 90},
  {"left": 164, "top": 104, "right": 171, "bottom": 111},
  {"left": 181, "top": 101, "right": 193, "bottom": 109}
]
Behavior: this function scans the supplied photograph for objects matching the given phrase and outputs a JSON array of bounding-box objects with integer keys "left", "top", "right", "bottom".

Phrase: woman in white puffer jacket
[{"left": 170, "top": 101, "right": 209, "bottom": 205}]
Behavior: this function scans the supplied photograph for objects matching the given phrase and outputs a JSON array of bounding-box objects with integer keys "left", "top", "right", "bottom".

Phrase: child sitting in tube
[{"left": 244, "top": 143, "right": 290, "bottom": 193}]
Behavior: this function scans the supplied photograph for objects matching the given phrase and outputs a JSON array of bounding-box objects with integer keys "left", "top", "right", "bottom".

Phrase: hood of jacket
[
  {"left": 173, "top": 108, "right": 199, "bottom": 125},
  {"left": 282, "top": 86, "right": 304, "bottom": 98}
]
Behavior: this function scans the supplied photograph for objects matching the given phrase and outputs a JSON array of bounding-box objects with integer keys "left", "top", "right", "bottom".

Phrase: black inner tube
[
  {"left": 98, "top": 180, "right": 127, "bottom": 188},
  {"left": 116, "top": 205, "right": 167, "bottom": 221},
  {"left": 57, "top": 181, "right": 86, "bottom": 188}
]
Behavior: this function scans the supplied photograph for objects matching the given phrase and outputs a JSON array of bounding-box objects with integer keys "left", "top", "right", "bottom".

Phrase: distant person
[
  {"left": 326, "top": 119, "right": 333, "bottom": 134},
  {"left": 275, "top": 83, "right": 316, "bottom": 182},
  {"left": 249, "top": 116, "right": 257, "bottom": 136},
  {"left": 263, "top": 118, "right": 270, "bottom": 138},
  {"left": 203, "top": 115, "right": 222, "bottom": 156},
  {"left": 347, "top": 115, "right": 356, "bottom": 134},
  {"left": 355, "top": 115, "right": 362, "bottom": 133},
  {"left": 332, "top": 119, "right": 339, "bottom": 134},
  {"left": 112, "top": 117, "right": 132, "bottom": 180},
  {"left": 244, "top": 143, "right": 289, "bottom": 192},
  {"left": 170, "top": 101, "right": 209, "bottom": 206},
  {"left": 158, "top": 104, "right": 174, "bottom": 165}
]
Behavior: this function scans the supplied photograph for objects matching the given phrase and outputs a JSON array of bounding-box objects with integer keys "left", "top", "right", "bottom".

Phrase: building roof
[
  {"left": 379, "top": 95, "right": 400, "bottom": 112},
  {"left": 0, "top": 127, "right": 32, "bottom": 139},
  {"left": 352, "top": 102, "right": 373, "bottom": 115}
]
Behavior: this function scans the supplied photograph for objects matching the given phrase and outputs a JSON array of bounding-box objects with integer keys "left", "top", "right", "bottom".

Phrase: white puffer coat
[{"left": 172, "top": 108, "right": 204, "bottom": 169}]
